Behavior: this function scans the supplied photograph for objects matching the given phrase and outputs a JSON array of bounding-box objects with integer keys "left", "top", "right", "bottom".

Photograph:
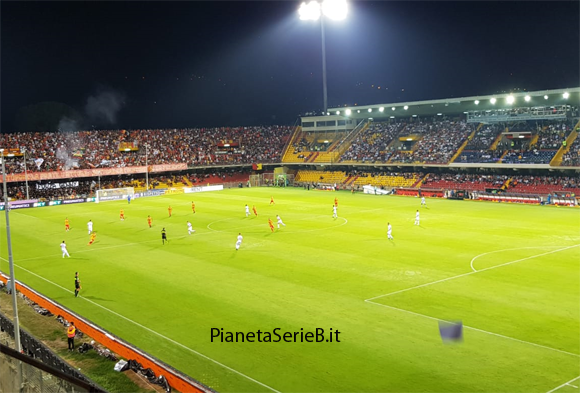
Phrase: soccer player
[
  {"left": 235, "top": 232, "right": 243, "bottom": 250},
  {"left": 87, "top": 220, "right": 93, "bottom": 234},
  {"left": 421, "top": 196, "right": 426, "bottom": 207},
  {"left": 268, "top": 218, "right": 275, "bottom": 232},
  {"left": 61, "top": 241, "right": 70, "bottom": 258},
  {"left": 147, "top": 215, "right": 152, "bottom": 228},
  {"left": 270, "top": 196, "right": 275, "bottom": 205},
  {"left": 120, "top": 209, "right": 125, "bottom": 221},
  {"left": 332, "top": 205, "right": 338, "bottom": 219},
  {"left": 128, "top": 195, "right": 131, "bottom": 204},
  {"left": 187, "top": 221, "right": 195, "bottom": 235},
  {"left": 161, "top": 228, "right": 167, "bottom": 244},
  {"left": 252, "top": 205, "right": 258, "bottom": 217},
  {"left": 88, "top": 232, "right": 97, "bottom": 245},
  {"left": 245, "top": 204, "right": 250, "bottom": 217},
  {"left": 334, "top": 197, "right": 338, "bottom": 207},
  {"left": 276, "top": 214, "right": 286, "bottom": 229},
  {"left": 74, "top": 272, "right": 81, "bottom": 297},
  {"left": 414, "top": 210, "right": 420, "bottom": 226},
  {"left": 387, "top": 222, "right": 393, "bottom": 240},
  {"left": 65, "top": 218, "right": 70, "bottom": 232},
  {"left": 191, "top": 201, "right": 196, "bottom": 214},
  {"left": 168, "top": 206, "right": 173, "bottom": 217}
]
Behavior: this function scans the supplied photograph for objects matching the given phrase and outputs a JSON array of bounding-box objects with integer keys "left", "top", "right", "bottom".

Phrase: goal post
[{"left": 95, "top": 187, "right": 135, "bottom": 203}]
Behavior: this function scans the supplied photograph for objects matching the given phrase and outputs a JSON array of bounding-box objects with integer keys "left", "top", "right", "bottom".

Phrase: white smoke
[{"left": 85, "top": 89, "right": 125, "bottom": 125}]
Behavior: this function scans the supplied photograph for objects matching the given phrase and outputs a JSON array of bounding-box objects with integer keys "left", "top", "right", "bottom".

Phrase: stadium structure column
[
  {"left": 22, "top": 148, "right": 29, "bottom": 200},
  {"left": 1, "top": 149, "right": 23, "bottom": 385},
  {"left": 145, "top": 143, "right": 149, "bottom": 191}
]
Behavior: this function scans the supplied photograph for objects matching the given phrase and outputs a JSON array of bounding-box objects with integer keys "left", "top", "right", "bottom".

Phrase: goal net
[{"left": 95, "top": 187, "right": 135, "bottom": 203}]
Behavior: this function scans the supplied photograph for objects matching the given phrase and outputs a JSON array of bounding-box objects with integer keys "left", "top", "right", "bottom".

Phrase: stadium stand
[
  {"left": 351, "top": 172, "right": 421, "bottom": 188},
  {"left": 422, "top": 173, "right": 508, "bottom": 191},
  {"left": 0, "top": 126, "right": 293, "bottom": 173},
  {"left": 389, "top": 120, "right": 474, "bottom": 164},
  {"left": 339, "top": 122, "right": 403, "bottom": 163}
]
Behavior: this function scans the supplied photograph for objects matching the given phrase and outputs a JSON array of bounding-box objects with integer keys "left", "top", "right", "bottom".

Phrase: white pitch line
[
  {"left": 568, "top": 384, "right": 578, "bottom": 388},
  {"left": 366, "top": 244, "right": 580, "bottom": 302},
  {"left": 6, "top": 262, "right": 281, "bottom": 393},
  {"left": 547, "top": 376, "right": 580, "bottom": 393},
  {"left": 470, "top": 245, "right": 565, "bottom": 272},
  {"left": 365, "top": 299, "right": 580, "bottom": 358}
]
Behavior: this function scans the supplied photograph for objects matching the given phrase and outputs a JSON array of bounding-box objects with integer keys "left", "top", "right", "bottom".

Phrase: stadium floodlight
[
  {"left": 563, "top": 92, "right": 570, "bottom": 99},
  {"left": 368, "top": 108, "right": 372, "bottom": 113},
  {"left": 412, "top": 115, "right": 417, "bottom": 117},
  {"left": 390, "top": 116, "right": 395, "bottom": 119},
  {"left": 0, "top": 149, "right": 22, "bottom": 357},
  {"left": 357, "top": 110, "right": 360, "bottom": 113},
  {"left": 437, "top": 113, "right": 442, "bottom": 116},
  {"left": 474, "top": 100, "right": 480, "bottom": 105},
  {"left": 524, "top": 95, "right": 531, "bottom": 102},
  {"left": 379, "top": 107, "right": 384, "bottom": 112},
  {"left": 404, "top": 105, "right": 408, "bottom": 110},
  {"left": 490, "top": 98, "right": 497, "bottom": 104},
  {"left": 327, "top": 112, "right": 330, "bottom": 115},
  {"left": 299, "top": 0, "right": 348, "bottom": 112},
  {"left": 321, "top": 0, "right": 348, "bottom": 20},
  {"left": 544, "top": 95, "right": 549, "bottom": 99},
  {"left": 506, "top": 95, "right": 515, "bottom": 105},
  {"left": 345, "top": 109, "right": 351, "bottom": 115},
  {"left": 298, "top": 1, "right": 321, "bottom": 20},
  {"left": 336, "top": 111, "right": 340, "bottom": 115},
  {"left": 391, "top": 107, "right": 395, "bottom": 111}
]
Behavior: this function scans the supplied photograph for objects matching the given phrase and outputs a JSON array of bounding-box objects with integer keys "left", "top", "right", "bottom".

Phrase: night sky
[{"left": 1, "top": 1, "right": 579, "bottom": 131}]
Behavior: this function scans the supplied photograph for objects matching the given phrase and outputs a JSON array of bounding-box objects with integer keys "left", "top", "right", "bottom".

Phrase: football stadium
[{"left": 1, "top": 1, "right": 579, "bottom": 393}]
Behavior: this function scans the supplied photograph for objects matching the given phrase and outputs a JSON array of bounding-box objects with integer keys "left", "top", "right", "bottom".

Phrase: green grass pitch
[{"left": 0, "top": 187, "right": 578, "bottom": 393}]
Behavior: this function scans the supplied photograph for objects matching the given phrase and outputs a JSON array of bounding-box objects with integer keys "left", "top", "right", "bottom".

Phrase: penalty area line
[
  {"left": 1, "top": 259, "right": 281, "bottom": 393},
  {"left": 546, "top": 376, "right": 580, "bottom": 393},
  {"left": 365, "top": 299, "right": 580, "bottom": 359},
  {"left": 366, "top": 244, "right": 580, "bottom": 302}
]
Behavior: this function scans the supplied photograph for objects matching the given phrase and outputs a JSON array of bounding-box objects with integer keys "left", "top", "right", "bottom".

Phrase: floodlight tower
[
  {"left": 0, "top": 149, "right": 22, "bottom": 354},
  {"left": 299, "top": 0, "right": 348, "bottom": 113}
]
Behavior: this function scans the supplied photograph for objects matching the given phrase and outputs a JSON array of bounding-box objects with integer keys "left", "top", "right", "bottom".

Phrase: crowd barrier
[
  {"left": 471, "top": 192, "right": 541, "bottom": 204},
  {"left": 0, "top": 273, "right": 212, "bottom": 393},
  {"left": 0, "top": 311, "right": 106, "bottom": 392}
]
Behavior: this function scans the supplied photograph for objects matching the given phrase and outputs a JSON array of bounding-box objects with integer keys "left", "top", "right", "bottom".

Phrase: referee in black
[
  {"left": 161, "top": 228, "right": 167, "bottom": 244},
  {"left": 74, "top": 272, "right": 81, "bottom": 297}
]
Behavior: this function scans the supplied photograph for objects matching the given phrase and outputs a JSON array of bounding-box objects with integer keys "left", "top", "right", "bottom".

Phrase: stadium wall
[{"left": 0, "top": 273, "right": 213, "bottom": 393}]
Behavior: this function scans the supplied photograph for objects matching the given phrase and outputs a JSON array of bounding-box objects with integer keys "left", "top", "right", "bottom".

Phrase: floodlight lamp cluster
[
  {"left": 299, "top": 0, "right": 348, "bottom": 21},
  {"left": 477, "top": 92, "right": 570, "bottom": 105}
]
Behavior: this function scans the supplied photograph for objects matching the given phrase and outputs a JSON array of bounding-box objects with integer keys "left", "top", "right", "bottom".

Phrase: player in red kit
[
  {"left": 268, "top": 218, "right": 275, "bottom": 232},
  {"left": 253, "top": 205, "right": 258, "bottom": 217}
]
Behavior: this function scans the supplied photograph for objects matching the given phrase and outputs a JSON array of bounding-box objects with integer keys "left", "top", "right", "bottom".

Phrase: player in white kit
[
  {"left": 87, "top": 220, "right": 93, "bottom": 234},
  {"left": 60, "top": 241, "right": 70, "bottom": 258},
  {"left": 421, "top": 196, "right": 426, "bottom": 206},
  {"left": 414, "top": 210, "right": 420, "bottom": 225},
  {"left": 332, "top": 205, "right": 338, "bottom": 219},
  {"left": 245, "top": 204, "right": 250, "bottom": 217},
  {"left": 387, "top": 223, "right": 393, "bottom": 240},
  {"left": 187, "top": 221, "right": 195, "bottom": 235},
  {"left": 235, "top": 233, "right": 243, "bottom": 250},
  {"left": 276, "top": 215, "right": 286, "bottom": 229}
]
